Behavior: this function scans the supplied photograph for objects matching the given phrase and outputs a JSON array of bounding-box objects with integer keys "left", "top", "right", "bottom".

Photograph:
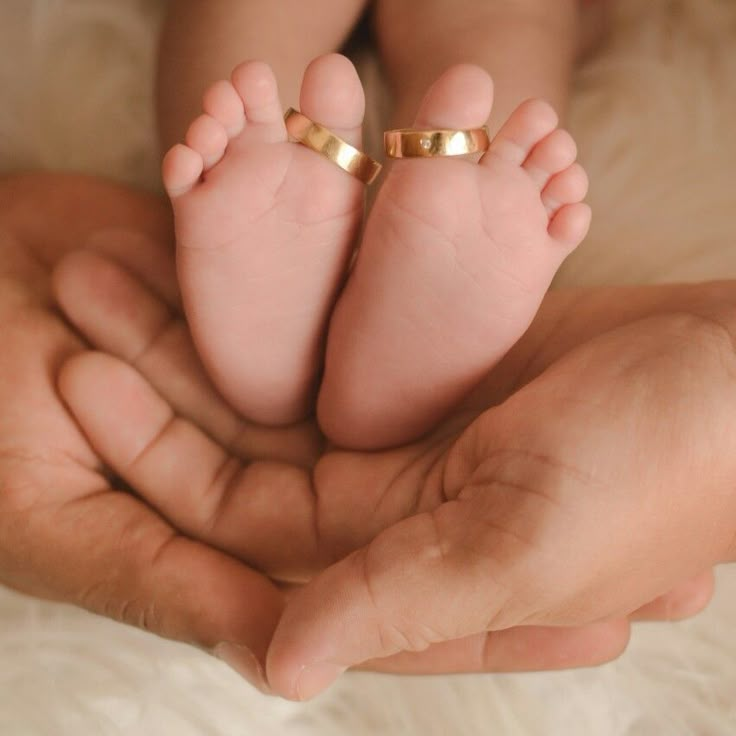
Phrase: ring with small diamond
[{"left": 384, "top": 126, "right": 490, "bottom": 159}]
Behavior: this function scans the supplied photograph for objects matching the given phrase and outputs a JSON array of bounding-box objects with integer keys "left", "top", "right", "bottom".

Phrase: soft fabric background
[{"left": 1, "top": 0, "right": 736, "bottom": 733}]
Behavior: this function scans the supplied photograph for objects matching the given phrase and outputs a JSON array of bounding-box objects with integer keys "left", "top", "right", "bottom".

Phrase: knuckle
[
  {"left": 198, "top": 454, "right": 243, "bottom": 536},
  {"left": 83, "top": 584, "right": 158, "bottom": 633},
  {"left": 375, "top": 619, "right": 441, "bottom": 655},
  {"left": 77, "top": 532, "right": 174, "bottom": 633},
  {"left": 359, "top": 523, "right": 450, "bottom": 654}
]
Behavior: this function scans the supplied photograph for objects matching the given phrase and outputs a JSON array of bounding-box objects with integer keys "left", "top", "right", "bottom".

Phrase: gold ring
[
  {"left": 284, "top": 108, "right": 382, "bottom": 185},
  {"left": 384, "top": 127, "right": 490, "bottom": 158}
]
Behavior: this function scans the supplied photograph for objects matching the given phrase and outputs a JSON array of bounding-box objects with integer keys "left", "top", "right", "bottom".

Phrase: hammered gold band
[
  {"left": 384, "top": 126, "right": 490, "bottom": 159},
  {"left": 284, "top": 108, "right": 382, "bottom": 185}
]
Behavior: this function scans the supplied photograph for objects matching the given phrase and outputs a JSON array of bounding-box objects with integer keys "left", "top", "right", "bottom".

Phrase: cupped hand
[
  {"left": 48, "top": 192, "right": 733, "bottom": 695},
  {"left": 0, "top": 173, "right": 326, "bottom": 690},
  {"left": 266, "top": 288, "right": 736, "bottom": 698},
  {"left": 5, "top": 173, "right": 648, "bottom": 698}
]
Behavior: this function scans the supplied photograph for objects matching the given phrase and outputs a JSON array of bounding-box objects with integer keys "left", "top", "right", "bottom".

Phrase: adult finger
[
  {"left": 266, "top": 499, "right": 535, "bottom": 700},
  {"left": 0, "top": 463, "right": 281, "bottom": 691},
  {"left": 83, "top": 228, "right": 181, "bottom": 310},
  {"left": 58, "top": 351, "right": 326, "bottom": 581},
  {"left": 630, "top": 570, "right": 715, "bottom": 622},
  {"left": 53, "top": 249, "right": 321, "bottom": 468},
  {"left": 362, "top": 569, "right": 715, "bottom": 674},
  {"left": 347, "top": 572, "right": 711, "bottom": 675},
  {"left": 360, "top": 620, "right": 630, "bottom": 675}
]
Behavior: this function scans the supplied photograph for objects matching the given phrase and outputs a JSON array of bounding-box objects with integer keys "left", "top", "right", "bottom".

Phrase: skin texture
[{"left": 0, "top": 173, "right": 724, "bottom": 698}]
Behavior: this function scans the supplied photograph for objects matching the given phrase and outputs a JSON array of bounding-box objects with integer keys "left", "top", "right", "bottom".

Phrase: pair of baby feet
[{"left": 164, "top": 54, "right": 590, "bottom": 450}]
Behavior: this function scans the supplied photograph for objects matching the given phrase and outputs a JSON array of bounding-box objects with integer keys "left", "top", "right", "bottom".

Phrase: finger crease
[
  {"left": 203, "top": 455, "right": 245, "bottom": 535},
  {"left": 129, "top": 316, "right": 182, "bottom": 368},
  {"left": 124, "top": 411, "right": 178, "bottom": 474}
]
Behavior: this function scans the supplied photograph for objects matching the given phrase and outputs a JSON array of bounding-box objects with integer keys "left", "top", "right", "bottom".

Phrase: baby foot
[
  {"left": 319, "top": 64, "right": 590, "bottom": 449},
  {"left": 163, "top": 54, "right": 365, "bottom": 425}
]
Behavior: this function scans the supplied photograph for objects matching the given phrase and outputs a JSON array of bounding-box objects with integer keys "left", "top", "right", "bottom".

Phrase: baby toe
[
  {"left": 411, "top": 63, "right": 494, "bottom": 131},
  {"left": 299, "top": 53, "right": 365, "bottom": 146},
  {"left": 484, "top": 98, "right": 558, "bottom": 167},
  {"left": 541, "top": 162, "right": 589, "bottom": 216},
  {"left": 522, "top": 128, "right": 578, "bottom": 190},
  {"left": 548, "top": 202, "right": 592, "bottom": 250},
  {"left": 162, "top": 144, "right": 204, "bottom": 198},
  {"left": 202, "top": 79, "right": 246, "bottom": 138},
  {"left": 185, "top": 114, "right": 230, "bottom": 169},
  {"left": 231, "top": 60, "right": 286, "bottom": 140}
]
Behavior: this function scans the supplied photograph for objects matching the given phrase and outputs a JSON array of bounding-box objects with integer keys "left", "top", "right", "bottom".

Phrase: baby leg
[
  {"left": 158, "top": 0, "right": 368, "bottom": 148},
  {"left": 375, "top": 0, "right": 601, "bottom": 133}
]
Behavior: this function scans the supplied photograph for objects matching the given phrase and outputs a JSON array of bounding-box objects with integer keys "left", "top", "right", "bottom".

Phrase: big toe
[
  {"left": 412, "top": 63, "right": 494, "bottom": 130},
  {"left": 299, "top": 53, "right": 365, "bottom": 146}
]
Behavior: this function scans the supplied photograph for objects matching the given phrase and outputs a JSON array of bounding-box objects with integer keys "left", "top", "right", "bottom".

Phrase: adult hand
[
  {"left": 264, "top": 287, "right": 736, "bottom": 698},
  {"left": 3, "top": 173, "right": 632, "bottom": 694},
  {"left": 0, "top": 173, "right": 326, "bottom": 690},
  {"left": 48, "top": 193, "right": 729, "bottom": 695}
]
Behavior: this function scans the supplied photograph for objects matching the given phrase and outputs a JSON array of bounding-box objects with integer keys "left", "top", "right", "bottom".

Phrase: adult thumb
[{"left": 266, "top": 499, "right": 526, "bottom": 700}]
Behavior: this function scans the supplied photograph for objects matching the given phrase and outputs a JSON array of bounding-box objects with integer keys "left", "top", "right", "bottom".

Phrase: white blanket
[{"left": 1, "top": 1, "right": 736, "bottom": 733}]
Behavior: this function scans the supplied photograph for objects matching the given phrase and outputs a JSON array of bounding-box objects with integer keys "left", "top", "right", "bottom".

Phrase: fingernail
[
  {"left": 214, "top": 643, "right": 271, "bottom": 694},
  {"left": 295, "top": 662, "right": 346, "bottom": 701}
]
